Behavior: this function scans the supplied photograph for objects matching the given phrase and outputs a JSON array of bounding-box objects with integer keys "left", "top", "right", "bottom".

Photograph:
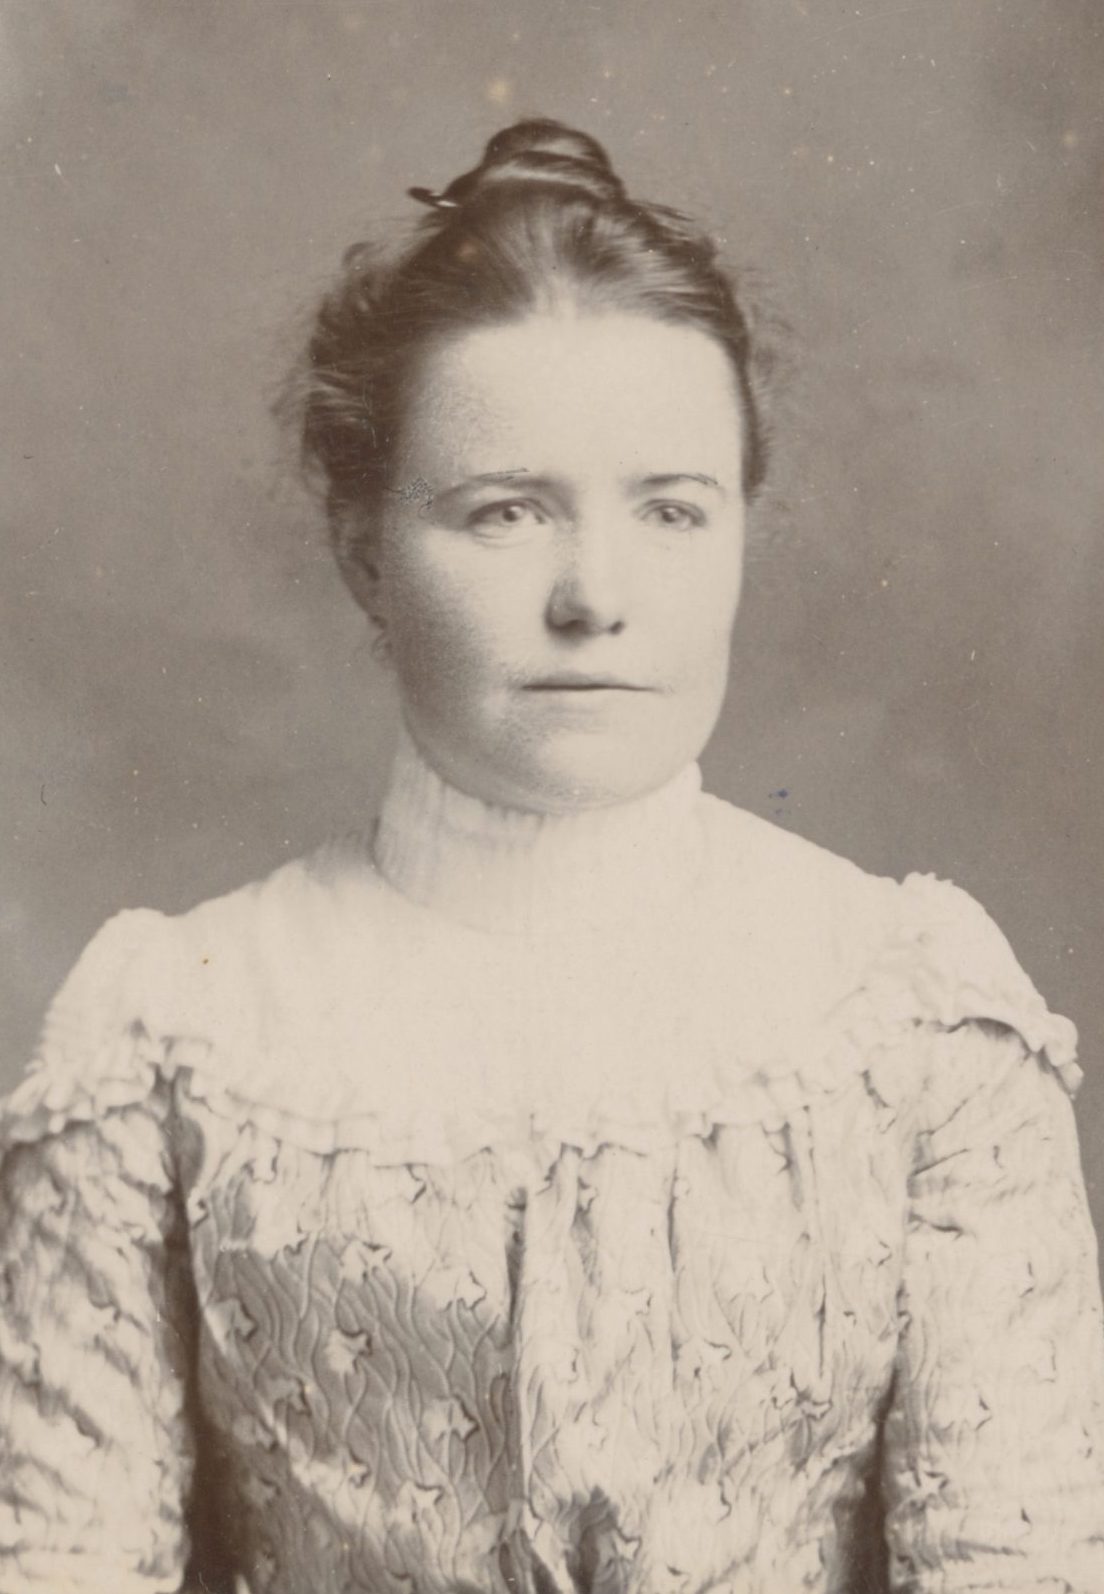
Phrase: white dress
[{"left": 2, "top": 733, "right": 1103, "bottom": 1593}]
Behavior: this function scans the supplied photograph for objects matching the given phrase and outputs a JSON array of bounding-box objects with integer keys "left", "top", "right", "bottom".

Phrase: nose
[{"left": 545, "top": 519, "right": 628, "bottom": 636}]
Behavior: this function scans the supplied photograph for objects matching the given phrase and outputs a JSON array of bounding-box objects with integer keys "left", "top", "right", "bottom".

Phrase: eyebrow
[
  {"left": 633, "top": 472, "right": 725, "bottom": 496},
  {"left": 429, "top": 470, "right": 542, "bottom": 503},
  {"left": 436, "top": 469, "right": 726, "bottom": 498}
]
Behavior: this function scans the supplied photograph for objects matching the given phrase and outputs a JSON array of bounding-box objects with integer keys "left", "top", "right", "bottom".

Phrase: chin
[{"left": 494, "top": 739, "right": 696, "bottom": 814}]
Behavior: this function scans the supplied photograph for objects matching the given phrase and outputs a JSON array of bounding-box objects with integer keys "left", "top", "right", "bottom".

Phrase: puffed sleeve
[
  {"left": 0, "top": 911, "right": 197, "bottom": 1593},
  {"left": 879, "top": 877, "right": 1104, "bottom": 1590}
]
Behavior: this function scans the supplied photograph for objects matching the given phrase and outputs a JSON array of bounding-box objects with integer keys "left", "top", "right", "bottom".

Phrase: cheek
[
  {"left": 666, "top": 547, "right": 744, "bottom": 676},
  {"left": 383, "top": 542, "right": 510, "bottom": 698}
]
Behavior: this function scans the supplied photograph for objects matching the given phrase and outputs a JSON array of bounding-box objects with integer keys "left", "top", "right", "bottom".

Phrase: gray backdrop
[{"left": 4, "top": 2, "right": 1103, "bottom": 1255}]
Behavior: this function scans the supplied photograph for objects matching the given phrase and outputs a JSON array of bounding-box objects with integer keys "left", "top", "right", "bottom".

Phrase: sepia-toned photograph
[{"left": 2, "top": 3, "right": 1103, "bottom": 1590}]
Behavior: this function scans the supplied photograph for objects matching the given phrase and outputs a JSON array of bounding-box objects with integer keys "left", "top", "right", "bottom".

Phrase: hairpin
[{"left": 407, "top": 186, "right": 460, "bottom": 211}]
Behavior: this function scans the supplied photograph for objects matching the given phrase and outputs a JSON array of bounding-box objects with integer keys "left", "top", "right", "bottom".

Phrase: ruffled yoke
[{"left": 3, "top": 731, "right": 1080, "bottom": 1164}]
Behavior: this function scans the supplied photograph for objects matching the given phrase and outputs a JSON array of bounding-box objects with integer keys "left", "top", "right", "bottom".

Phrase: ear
[{"left": 335, "top": 518, "right": 387, "bottom": 626}]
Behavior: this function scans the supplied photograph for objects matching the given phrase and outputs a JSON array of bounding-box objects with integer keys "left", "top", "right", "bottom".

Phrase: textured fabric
[{"left": 2, "top": 756, "right": 1103, "bottom": 1593}]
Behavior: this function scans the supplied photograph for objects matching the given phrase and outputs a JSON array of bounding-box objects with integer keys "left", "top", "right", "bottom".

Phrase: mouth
[{"left": 525, "top": 676, "right": 650, "bottom": 692}]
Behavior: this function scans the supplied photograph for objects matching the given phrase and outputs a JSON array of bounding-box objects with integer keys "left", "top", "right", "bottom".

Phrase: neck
[{"left": 372, "top": 725, "right": 706, "bottom": 934}]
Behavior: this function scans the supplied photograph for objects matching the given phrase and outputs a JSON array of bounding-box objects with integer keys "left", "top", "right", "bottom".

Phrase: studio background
[{"left": 4, "top": 1, "right": 1103, "bottom": 1257}]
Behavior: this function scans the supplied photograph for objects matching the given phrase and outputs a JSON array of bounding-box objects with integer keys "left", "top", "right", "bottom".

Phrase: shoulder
[
  {"left": 146, "top": 831, "right": 383, "bottom": 1010},
  {"left": 696, "top": 794, "right": 898, "bottom": 1018},
  {"left": 1, "top": 835, "right": 384, "bottom": 1148},
  {"left": 69, "top": 832, "right": 380, "bottom": 1024},
  {"left": 864, "top": 869, "right": 1079, "bottom": 1095},
  {"left": 699, "top": 793, "right": 889, "bottom": 936},
  {"left": 697, "top": 793, "right": 1080, "bottom": 1103}
]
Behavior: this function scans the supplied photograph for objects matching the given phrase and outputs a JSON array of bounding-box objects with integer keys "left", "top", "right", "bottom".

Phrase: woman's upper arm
[
  {"left": 0, "top": 912, "right": 197, "bottom": 1592},
  {"left": 882, "top": 1020, "right": 1104, "bottom": 1591}
]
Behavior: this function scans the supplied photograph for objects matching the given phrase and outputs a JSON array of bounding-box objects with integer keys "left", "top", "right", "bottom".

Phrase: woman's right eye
[{"left": 467, "top": 499, "right": 547, "bottom": 530}]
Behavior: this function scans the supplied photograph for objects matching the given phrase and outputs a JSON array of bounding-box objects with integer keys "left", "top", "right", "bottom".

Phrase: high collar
[{"left": 371, "top": 725, "right": 707, "bottom": 935}]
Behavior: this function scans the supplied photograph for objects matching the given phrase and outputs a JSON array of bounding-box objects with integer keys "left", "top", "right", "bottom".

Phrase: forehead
[{"left": 397, "top": 310, "right": 745, "bottom": 481}]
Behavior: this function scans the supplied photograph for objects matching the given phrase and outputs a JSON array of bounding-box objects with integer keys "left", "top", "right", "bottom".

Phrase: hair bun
[{"left": 411, "top": 118, "right": 626, "bottom": 212}]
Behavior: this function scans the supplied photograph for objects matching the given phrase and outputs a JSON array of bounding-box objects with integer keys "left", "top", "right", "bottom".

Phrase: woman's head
[
  {"left": 295, "top": 119, "right": 775, "bottom": 811},
  {"left": 303, "top": 119, "right": 770, "bottom": 534}
]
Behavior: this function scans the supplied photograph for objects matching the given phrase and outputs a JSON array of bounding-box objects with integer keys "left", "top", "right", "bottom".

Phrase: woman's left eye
[{"left": 642, "top": 501, "right": 705, "bottom": 530}]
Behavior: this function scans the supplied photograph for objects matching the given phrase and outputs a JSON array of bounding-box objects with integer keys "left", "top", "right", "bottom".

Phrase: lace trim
[{"left": 1, "top": 871, "right": 1080, "bottom": 1163}]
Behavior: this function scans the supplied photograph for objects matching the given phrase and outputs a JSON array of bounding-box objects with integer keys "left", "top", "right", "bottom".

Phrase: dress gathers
[{"left": 2, "top": 731, "right": 1103, "bottom": 1594}]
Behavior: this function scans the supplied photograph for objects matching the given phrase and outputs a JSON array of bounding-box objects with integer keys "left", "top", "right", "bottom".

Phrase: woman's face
[{"left": 365, "top": 309, "right": 747, "bottom": 812}]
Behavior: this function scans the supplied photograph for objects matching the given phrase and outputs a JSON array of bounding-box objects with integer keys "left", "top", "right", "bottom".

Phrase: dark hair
[{"left": 294, "top": 119, "right": 779, "bottom": 566}]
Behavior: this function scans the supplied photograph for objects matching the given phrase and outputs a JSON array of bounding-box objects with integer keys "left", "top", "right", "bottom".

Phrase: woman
[{"left": 1, "top": 119, "right": 1102, "bottom": 1594}]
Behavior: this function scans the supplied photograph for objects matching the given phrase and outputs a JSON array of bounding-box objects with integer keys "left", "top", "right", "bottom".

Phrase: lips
[{"left": 525, "top": 676, "right": 649, "bottom": 691}]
